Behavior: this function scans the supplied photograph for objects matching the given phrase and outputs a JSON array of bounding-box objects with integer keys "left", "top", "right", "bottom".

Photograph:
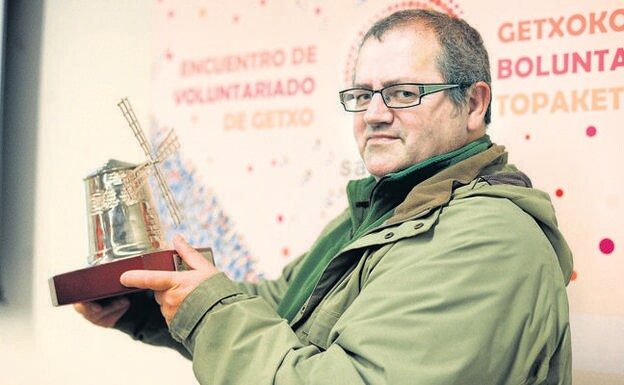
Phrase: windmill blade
[
  {"left": 155, "top": 129, "right": 180, "bottom": 163},
  {"left": 122, "top": 161, "right": 154, "bottom": 200},
  {"left": 124, "top": 160, "right": 184, "bottom": 227},
  {"left": 117, "top": 98, "right": 154, "bottom": 159},
  {"left": 152, "top": 165, "right": 184, "bottom": 227},
  {"left": 117, "top": 97, "right": 184, "bottom": 227}
]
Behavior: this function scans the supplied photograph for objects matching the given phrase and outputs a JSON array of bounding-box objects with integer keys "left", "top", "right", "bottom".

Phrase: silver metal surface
[{"left": 84, "top": 159, "right": 166, "bottom": 265}]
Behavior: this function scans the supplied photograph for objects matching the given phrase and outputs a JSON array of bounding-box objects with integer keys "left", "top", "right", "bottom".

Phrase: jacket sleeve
[
  {"left": 234, "top": 252, "right": 306, "bottom": 310},
  {"left": 114, "top": 291, "right": 192, "bottom": 359},
  {"left": 167, "top": 196, "right": 571, "bottom": 385},
  {"left": 233, "top": 211, "right": 350, "bottom": 309},
  {"left": 112, "top": 252, "right": 306, "bottom": 355}
]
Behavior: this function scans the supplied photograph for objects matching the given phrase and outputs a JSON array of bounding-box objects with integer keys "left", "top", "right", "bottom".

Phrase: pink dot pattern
[{"left": 599, "top": 238, "right": 615, "bottom": 255}]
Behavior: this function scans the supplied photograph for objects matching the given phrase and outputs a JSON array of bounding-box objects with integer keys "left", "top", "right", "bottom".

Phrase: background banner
[{"left": 150, "top": 0, "right": 623, "bottom": 375}]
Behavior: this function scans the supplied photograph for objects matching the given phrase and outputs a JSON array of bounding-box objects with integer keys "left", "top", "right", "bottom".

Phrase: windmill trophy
[{"left": 49, "top": 98, "right": 212, "bottom": 306}]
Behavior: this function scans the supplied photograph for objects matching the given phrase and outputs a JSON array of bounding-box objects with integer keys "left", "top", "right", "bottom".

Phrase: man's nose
[{"left": 364, "top": 93, "right": 393, "bottom": 125}]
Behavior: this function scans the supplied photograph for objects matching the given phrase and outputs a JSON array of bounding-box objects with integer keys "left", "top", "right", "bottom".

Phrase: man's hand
[
  {"left": 120, "top": 234, "right": 219, "bottom": 325},
  {"left": 74, "top": 297, "right": 131, "bottom": 328}
]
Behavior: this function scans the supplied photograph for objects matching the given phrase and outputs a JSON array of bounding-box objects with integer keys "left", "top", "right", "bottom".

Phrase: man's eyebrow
[{"left": 352, "top": 79, "right": 418, "bottom": 89}]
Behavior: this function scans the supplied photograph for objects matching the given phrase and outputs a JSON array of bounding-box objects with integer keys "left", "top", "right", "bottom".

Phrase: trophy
[
  {"left": 85, "top": 98, "right": 183, "bottom": 265},
  {"left": 49, "top": 98, "right": 211, "bottom": 306}
]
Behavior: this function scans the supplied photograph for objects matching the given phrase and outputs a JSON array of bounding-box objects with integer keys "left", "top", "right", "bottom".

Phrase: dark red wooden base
[{"left": 49, "top": 248, "right": 212, "bottom": 306}]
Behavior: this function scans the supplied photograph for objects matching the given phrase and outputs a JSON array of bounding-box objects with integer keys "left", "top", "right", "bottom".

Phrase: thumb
[{"left": 172, "top": 234, "right": 213, "bottom": 270}]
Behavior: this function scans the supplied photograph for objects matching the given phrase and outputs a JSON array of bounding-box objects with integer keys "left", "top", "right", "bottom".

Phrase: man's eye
[
  {"left": 356, "top": 93, "right": 372, "bottom": 102},
  {"left": 392, "top": 90, "right": 417, "bottom": 99}
]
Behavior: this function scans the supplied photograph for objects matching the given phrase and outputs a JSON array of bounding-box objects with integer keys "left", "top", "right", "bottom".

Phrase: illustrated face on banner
[{"left": 352, "top": 27, "right": 471, "bottom": 178}]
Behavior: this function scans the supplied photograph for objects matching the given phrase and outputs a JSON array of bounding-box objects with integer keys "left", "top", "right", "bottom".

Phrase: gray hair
[{"left": 359, "top": 9, "right": 492, "bottom": 125}]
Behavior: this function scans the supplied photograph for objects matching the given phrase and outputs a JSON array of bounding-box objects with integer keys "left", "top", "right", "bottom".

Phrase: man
[{"left": 76, "top": 9, "right": 573, "bottom": 384}]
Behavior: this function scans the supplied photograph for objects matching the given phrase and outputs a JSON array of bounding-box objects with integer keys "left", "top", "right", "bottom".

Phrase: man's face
[{"left": 353, "top": 27, "right": 472, "bottom": 179}]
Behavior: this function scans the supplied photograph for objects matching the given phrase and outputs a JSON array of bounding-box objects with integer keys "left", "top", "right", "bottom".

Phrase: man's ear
[{"left": 467, "top": 81, "right": 490, "bottom": 131}]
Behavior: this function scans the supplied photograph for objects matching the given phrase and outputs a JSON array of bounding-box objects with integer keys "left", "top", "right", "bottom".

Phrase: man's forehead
[
  {"left": 367, "top": 24, "right": 435, "bottom": 43},
  {"left": 357, "top": 26, "right": 439, "bottom": 58},
  {"left": 353, "top": 27, "right": 441, "bottom": 86}
]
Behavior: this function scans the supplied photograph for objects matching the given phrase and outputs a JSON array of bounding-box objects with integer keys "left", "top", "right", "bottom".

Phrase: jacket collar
[
  {"left": 387, "top": 144, "right": 508, "bottom": 226},
  {"left": 347, "top": 136, "right": 493, "bottom": 235}
]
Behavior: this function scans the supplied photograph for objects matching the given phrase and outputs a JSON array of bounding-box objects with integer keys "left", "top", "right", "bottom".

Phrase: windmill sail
[{"left": 117, "top": 98, "right": 184, "bottom": 227}]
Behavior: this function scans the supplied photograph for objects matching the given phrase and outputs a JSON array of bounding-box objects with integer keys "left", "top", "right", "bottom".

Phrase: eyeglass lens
[{"left": 340, "top": 83, "right": 460, "bottom": 112}]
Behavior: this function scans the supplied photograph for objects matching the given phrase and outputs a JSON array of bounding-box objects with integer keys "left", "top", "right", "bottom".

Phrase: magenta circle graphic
[
  {"left": 586, "top": 126, "right": 597, "bottom": 137},
  {"left": 599, "top": 238, "right": 615, "bottom": 254}
]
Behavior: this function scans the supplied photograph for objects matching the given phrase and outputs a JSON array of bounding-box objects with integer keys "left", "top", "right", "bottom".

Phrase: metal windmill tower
[{"left": 117, "top": 97, "right": 184, "bottom": 227}]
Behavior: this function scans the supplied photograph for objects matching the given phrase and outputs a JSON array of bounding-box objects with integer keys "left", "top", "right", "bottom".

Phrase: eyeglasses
[{"left": 339, "top": 83, "right": 463, "bottom": 112}]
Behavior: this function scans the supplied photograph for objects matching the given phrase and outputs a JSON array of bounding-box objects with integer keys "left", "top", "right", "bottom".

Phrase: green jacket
[{"left": 116, "top": 144, "right": 573, "bottom": 384}]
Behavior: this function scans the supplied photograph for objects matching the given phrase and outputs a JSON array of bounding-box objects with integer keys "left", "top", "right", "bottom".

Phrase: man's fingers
[
  {"left": 73, "top": 302, "right": 90, "bottom": 315},
  {"left": 120, "top": 270, "right": 177, "bottom": 291},
  {"left": 91, "top": 299, "right": 130, "bottom": 323},
  {"left": 172, "top": 234, "right": 213, "bottom": 270},
  {"left": 74, "top": 297, "right": 130, "bottom": 328}
]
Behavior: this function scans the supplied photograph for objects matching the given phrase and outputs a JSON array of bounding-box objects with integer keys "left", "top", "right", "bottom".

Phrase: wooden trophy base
[{"left": 49, "top": 248, "right": 212, "bottom": 306}]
